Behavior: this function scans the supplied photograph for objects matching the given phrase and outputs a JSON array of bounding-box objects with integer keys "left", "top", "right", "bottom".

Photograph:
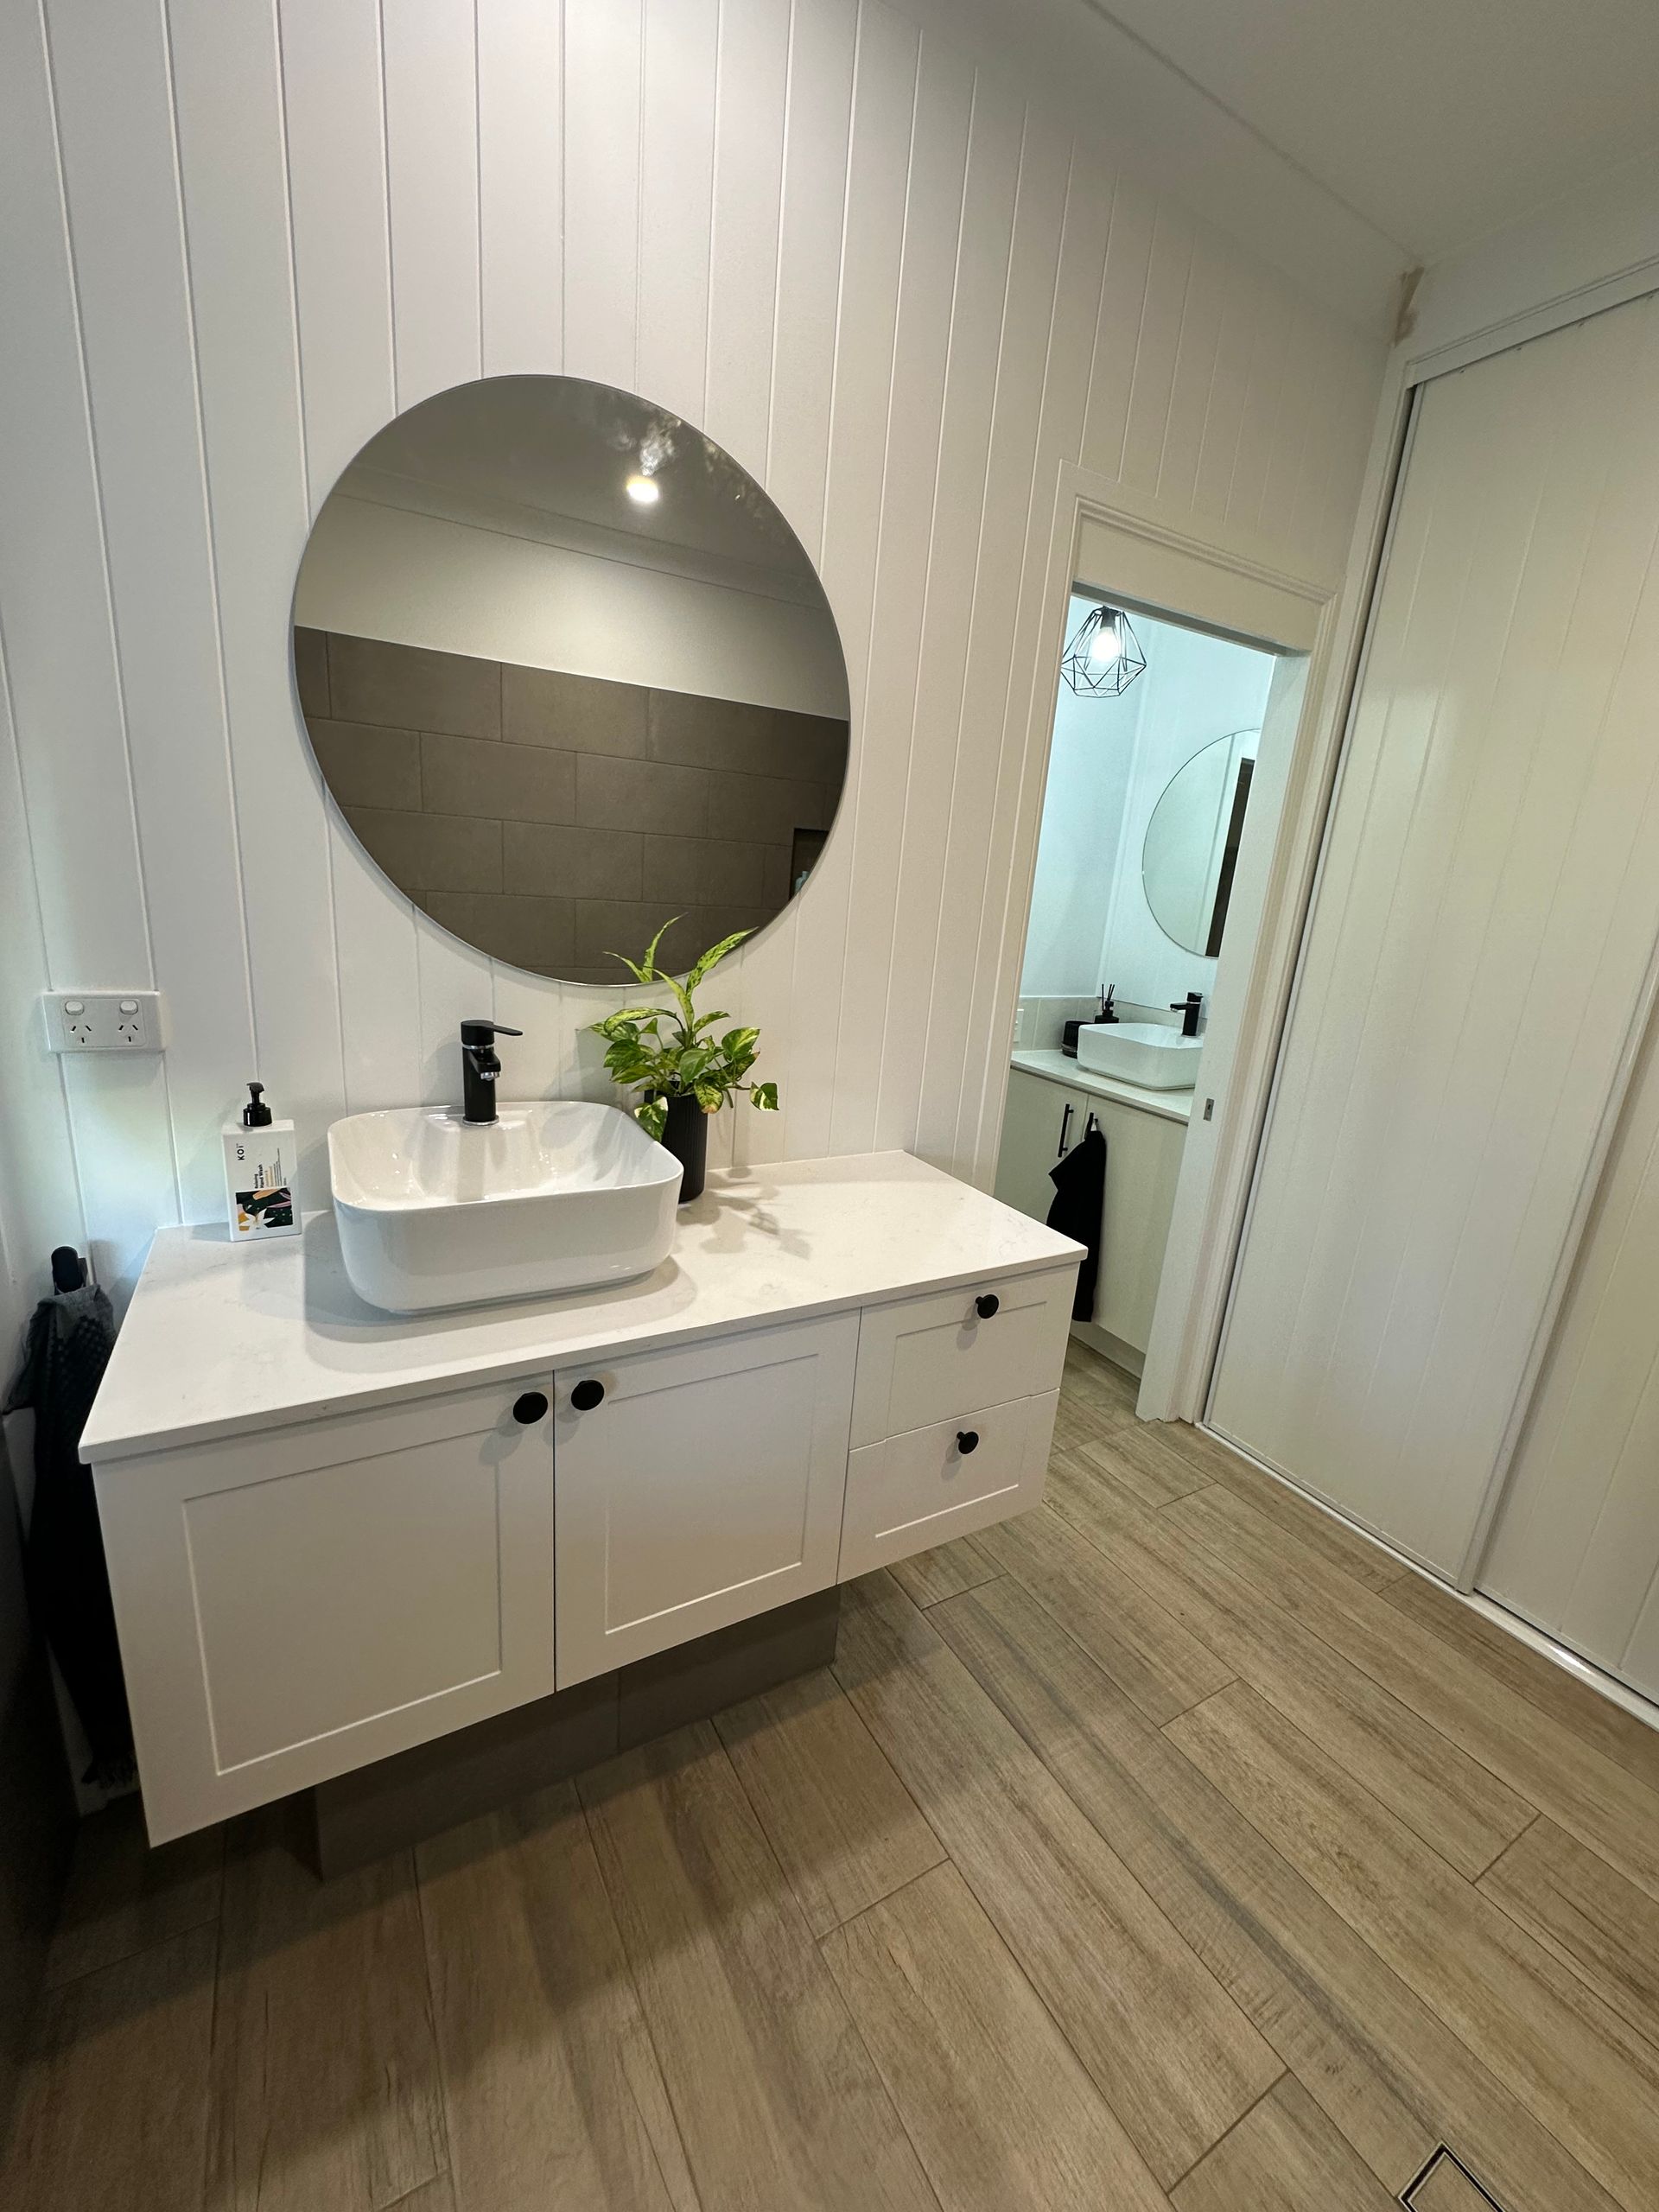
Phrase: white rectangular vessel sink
[
  {"left": 328, "top": 1101, "right": 682, "bottom": 1314},
  {"left": 1076, "top": 1020, "right": 1201, "bottom": 1091}
]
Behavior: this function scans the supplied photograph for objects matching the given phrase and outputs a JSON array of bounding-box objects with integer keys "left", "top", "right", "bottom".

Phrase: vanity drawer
[
  {"left": 839, "top": 1389, "right": 1059, "bottom": 1577},
  {"left": 850, "top": 1265, "right": 1074, "bottom": 1448}
]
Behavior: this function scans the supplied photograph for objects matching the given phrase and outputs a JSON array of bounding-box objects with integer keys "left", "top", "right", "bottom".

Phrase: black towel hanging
[
  {"left": 5, "top": 1251, "right": 131, "bottom": 1786},
  {"left": 1046, "top": 1115, "right": 1107, "bottom": 1321}
]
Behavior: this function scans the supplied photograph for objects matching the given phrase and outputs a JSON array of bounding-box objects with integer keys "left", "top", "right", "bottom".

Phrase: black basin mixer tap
[{"left": 460, "top": 1019, "right": 522, "bottom": 1124}]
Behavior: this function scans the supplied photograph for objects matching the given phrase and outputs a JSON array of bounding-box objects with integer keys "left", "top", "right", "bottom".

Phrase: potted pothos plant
[{"left": 590, "top": 919, "right": 778, "bottom": 1202}]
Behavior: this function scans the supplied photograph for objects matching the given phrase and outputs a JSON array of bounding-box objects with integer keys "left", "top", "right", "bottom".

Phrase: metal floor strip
[{"left": 1400, "top": 2144, "right": 1510, "bottom": 2209}]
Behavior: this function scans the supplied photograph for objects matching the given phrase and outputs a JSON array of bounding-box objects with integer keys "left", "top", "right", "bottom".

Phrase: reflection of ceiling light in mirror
[
  {"left": 626, "top": 473, "right": 660, "bottom": 505},
  {"left": 1061, "top": 601, "right": 1146, "bottom": 698}
]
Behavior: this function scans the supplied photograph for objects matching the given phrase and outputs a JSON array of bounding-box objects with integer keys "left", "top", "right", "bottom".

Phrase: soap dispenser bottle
[{"left": 223, "top": 1082, "right": 299, "bottom": 1241}]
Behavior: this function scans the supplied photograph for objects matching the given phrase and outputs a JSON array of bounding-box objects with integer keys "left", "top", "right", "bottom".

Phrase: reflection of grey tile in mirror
[
  {"left": 1141, "top": 730, "right": 1258, "bottom": 959},
  {"left": 290, "top": 374, "right": 850, "bottom": 982}
]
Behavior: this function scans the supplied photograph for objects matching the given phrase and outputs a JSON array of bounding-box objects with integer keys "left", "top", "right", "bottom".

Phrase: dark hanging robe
[
  {"left": 1046, "top": 1116, "right": 1107, "bottom": 1321},
  {"left": 5, "top": 1278, "right": 132, "bottom": 1785}
]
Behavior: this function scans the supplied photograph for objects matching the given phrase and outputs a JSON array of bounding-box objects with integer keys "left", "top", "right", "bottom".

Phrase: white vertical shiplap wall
[{"left": 0, "top": 0, "right": 1382, "bottom": 1310}]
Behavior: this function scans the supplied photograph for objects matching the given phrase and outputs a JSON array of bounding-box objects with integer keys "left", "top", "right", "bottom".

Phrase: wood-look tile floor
[{"left": 10, "top": 1339, "right": 1659, "bottom": 2210}]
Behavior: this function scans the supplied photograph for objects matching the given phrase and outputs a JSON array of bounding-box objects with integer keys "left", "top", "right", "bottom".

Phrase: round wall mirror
[
  {"left": 1141, "top": 729, "right": 1258, "bottom": 958},
  {"left": 291, "top": 374, "right": 850, "bottom": 983}
]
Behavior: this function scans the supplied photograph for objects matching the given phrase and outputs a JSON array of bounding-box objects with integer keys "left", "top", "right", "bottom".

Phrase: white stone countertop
[
  {"left": 82, "top": 1152, "right": 1084, "bottom": 1464},
  {"left": 1010, "top": 1048, "right": 1194, "bottom": 1126}
]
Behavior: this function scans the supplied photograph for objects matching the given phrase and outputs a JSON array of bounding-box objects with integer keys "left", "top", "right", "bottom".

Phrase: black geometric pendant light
[{"left": 1060, "top": 602, "right": 1146, "bottom": 697}]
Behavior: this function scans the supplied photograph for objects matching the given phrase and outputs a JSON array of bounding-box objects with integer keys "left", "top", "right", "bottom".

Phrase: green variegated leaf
[{"left": 685, "top": 929, "right": 751, "bottom": 989}]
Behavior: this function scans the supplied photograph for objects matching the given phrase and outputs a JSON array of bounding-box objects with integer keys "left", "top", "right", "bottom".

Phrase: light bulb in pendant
[
  {"left": 1089, "top": 612, "right": 1122, "bottom": 667},
  {"left": 626, "top": 473, "right": 660, "bottom": 505}
]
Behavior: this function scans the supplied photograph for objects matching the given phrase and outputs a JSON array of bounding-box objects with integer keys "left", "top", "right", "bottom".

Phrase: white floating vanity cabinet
[{"left": 83, "top": 1155, "right": 1080, "bottom": 1844}]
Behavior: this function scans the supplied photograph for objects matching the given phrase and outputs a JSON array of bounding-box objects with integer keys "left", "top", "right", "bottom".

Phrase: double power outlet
[{"left": 41, "top": 991, "right": 166, "bottom": 1054}]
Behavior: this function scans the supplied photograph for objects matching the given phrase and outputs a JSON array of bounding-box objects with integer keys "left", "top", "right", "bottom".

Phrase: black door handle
[
  {"left": 570, "top": 1378, "right": 606, "bottom": 1412},
  {"left": 1057, "top": 1101, "right": 1074, "bottom": 1157},
  {"left": 975, "top": 1293, "right": 1000, "bottom": 1319},
  {"left": 957, "top": 1430, "right": 980, "bottom": 1455},
  {"left": 512, "top": 1390, "right": 548, "bottom": 1425}
]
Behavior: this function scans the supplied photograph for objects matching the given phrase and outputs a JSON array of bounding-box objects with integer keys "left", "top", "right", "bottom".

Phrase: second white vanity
[
  {"left": 81, "top": 1153, "right": 1079, "bottom": 1844},
  {"left": 995, "top": 1047, "right": 1190, "bottom": 1366}
]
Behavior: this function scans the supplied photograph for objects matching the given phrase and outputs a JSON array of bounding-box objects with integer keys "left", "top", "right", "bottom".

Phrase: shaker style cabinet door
[
  {"left": 1091, "top": 1099, "right": 1185, "bottom": 1356},
  {"left": 93, "top": 1377, "right": 557, "bottom": 1843},
  {"left": 993, "top": 1069, "right": 1078, "bottom": 1224},
  {"left": 553, "top": 1314, "right": 859, "bottom": 1685}
]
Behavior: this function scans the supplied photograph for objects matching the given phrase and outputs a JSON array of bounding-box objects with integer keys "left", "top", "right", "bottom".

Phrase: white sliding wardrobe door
[
  {"left": 1478, "top": 1005, "right": 1659, "bottom": 1699},
  {"left": 1211, "top": 294, "right": 1659, "bottom": 1579}
]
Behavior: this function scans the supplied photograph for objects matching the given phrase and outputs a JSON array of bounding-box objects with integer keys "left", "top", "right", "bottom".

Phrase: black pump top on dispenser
[{"left": 242, "top": 1081, "right": 272, "bottom": 1128}]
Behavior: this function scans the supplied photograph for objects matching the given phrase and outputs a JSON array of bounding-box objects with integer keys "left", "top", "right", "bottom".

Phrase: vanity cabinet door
[
  {"left": 553, "top": 1314, "right": 858, "bottom": 1686},
  {"left": 995, "top": 1071, "right": 1187, "bottom": 1356},
  {"left": 93, "top": 1378, "right": 556, "bottom": 1843},
  {"left": 1091, "top": 1097, "right": 1185, "bottom": 1355},
  {"left": 993, "top": 1069, "right": 1080, "bottom": 1223}
]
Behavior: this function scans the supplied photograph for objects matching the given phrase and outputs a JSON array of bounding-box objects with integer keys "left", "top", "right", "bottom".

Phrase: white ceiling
[
  {"left": 912, "top": 0, "right": 1659, "bottom": 333},
  {"left": 1086, "top": 0, "right": 1659, "bottom": 262}
]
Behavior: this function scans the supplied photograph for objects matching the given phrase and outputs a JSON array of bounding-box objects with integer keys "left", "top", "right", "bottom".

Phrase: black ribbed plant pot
[{"left": 661, "top": 1093, "right": 709, "bottom": 1204}]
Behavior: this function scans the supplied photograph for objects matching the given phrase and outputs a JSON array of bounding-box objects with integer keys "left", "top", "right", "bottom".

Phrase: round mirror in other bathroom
[
  {"left": 290, "top": 375, "right": 850, "bottom": 983},
  {"left": 1141, "top": 729, "right": 1259, "bottom": 960}
]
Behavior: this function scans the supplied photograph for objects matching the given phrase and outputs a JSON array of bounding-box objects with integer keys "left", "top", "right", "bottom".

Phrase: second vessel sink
[
  {"left": 328, "top": 1100, "right": 683, "bottom": 1314},
  {"left": 1076, "top": 1020, "right": 1202, "bottom": 1091}
]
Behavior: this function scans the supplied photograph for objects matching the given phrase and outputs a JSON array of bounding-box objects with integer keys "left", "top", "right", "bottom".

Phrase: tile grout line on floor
[
  {"left": 1123, "top": 1474, "right": 1556, "bottom": 1843},
  {"left": 1162, "top": 2066, "right": 1291, "bottom": 2197},
  {"left": 571, "top": 1783, "right": 708, "bottom": 2212}
]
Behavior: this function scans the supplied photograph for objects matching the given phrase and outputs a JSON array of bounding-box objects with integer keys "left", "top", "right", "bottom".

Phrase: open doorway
[{"left": 994, "top": 586, "right": 1304, "bottom": 1399}]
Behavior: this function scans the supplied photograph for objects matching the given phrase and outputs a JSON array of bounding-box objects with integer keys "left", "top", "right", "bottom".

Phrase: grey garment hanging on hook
[{"left": 1046, "top": 1114, "right": 1105, "bottom": 1320}]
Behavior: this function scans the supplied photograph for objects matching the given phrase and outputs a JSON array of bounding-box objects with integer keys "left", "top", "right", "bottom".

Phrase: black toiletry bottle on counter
[{"left": 1062, "top": 986, "right": 1117, "bottom": 1057}]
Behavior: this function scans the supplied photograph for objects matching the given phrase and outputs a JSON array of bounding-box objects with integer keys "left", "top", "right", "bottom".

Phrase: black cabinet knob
[
  {"left": 957, "top": 1429, "right": 980, "bottom": 1455},
  {"left": 570, "top": 1378, "right": 606, "bottom": 1412},
  {"left": 974, "top": 1293, "right": 1000, "bottom": 1319},
  {"left": 512, "top": 1390, "right": 549, "bottom": 1426}
]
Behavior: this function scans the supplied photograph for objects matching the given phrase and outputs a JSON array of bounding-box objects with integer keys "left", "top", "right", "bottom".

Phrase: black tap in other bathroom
[
  {"left": 460, "top": 1019, "right": 522, "bottom": 1124},
  {"left": 1170, "top": 991, "right": 1203, "bottom": 1039}
]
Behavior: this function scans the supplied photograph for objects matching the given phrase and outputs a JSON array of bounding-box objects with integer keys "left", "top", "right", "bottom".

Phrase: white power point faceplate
[{"left": 41, "top": 991, "right": 165, "bottom": 1054}]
